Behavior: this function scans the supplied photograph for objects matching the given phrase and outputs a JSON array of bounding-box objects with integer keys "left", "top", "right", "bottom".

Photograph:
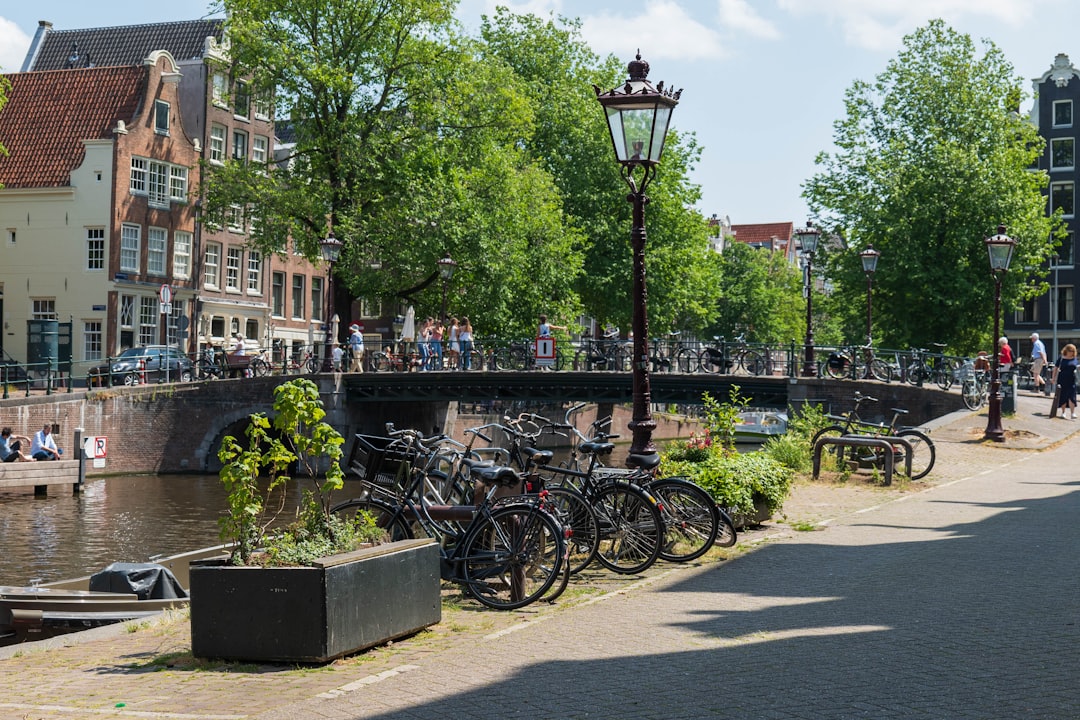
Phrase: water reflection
[{"left": 0, "top": 475, "right": 307, "bottom": 585}]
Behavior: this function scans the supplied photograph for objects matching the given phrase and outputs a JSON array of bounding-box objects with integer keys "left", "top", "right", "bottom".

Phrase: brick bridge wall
[{"left": 0, "top": 376, "right": 964, "bottom": 477}]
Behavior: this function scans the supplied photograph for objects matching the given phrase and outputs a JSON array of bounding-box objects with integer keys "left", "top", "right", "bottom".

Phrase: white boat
[
  {"left": 734, "top": 410, "right": 788, "bottom": 443},
  {"left": 0, "top": 544, "right": 231, "bottom": 644}
]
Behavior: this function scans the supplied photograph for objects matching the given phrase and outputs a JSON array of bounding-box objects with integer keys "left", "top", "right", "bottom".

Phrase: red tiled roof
[
  {"left": 730, "top": 222, "right": 794, "bottom": 247},
  {"left": 0, "top": 66, "right": 145, "bottom": 188}
]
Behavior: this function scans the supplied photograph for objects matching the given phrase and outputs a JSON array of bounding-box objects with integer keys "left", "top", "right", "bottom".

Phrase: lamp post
[
  {"left": 860, "top": 245, "right": 880, "bottom": 379},
  {"left": 984, "top": 225, "right": 1016, "bottom": 442},
  {"left": 795, "top": 221, "right": 821, "bottom": 377},
  {"left": 319, "top": 231, "right": 343, "bottom": 372},
  {"left": 1052, "top": 253, "right": 1061, "bottom": 360},
  {"left": 437, "top": 252, "right": 457, "bottom": 323},
  {"left": 595, "top": 51, "right": 680, "bottom": 465}
]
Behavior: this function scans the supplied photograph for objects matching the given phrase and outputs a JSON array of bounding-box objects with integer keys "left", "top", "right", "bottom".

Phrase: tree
[
  {"left": 707, "top": 243, "right": 807, "bottom": 345},
  {"left": 803, "top": 20, "right": 1059, "bottom": 353}
]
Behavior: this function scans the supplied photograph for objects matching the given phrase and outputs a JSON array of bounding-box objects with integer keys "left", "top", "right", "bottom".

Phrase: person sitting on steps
[{"left": 0, "top": 427, "right": 34, "bottom": 462}]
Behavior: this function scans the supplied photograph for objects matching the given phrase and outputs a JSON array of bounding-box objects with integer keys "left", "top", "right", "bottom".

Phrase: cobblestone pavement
[{"left": 2, "top": 390, "right": 1078, "bottom": 719}]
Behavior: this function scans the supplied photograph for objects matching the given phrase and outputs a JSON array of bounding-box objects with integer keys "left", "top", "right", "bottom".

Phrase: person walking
[
  {"left": 998, "top": 336, "right": 1013, "bottom": 372},
  {"left": 1030, "top": 332, "right": 1049, "bottom": 395},
  {"left": 1051, "top": 343, "right": 1079, "bottom": 419},
  {"left": 348, "top": 324, "right": 365, "bottom": 373}
]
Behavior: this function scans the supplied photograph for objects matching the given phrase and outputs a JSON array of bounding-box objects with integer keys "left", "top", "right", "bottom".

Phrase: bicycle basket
[
  {"left": 348, "top": 435, "right": 419, "bottom": 487},
  {"left": 954, "top": 361, "right": 974, "bottom": 383}
]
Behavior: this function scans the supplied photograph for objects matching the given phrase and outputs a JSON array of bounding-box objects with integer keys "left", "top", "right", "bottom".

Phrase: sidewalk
[{"left": 2, "top": 389, "right": 1078, "bottom": 719}]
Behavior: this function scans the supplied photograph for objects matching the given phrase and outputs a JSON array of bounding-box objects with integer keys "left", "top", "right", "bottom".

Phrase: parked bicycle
[
  {"left": 573, "top": 332, "right": 630, "bottom": 372},
  {"left": 649, "top": 332, "right": 695, "bottom": 373},
  {"left": 823, "top": 343, "right": 891, "bottom": 381},
  {"left": 957, "top": 358, "right": 990, "bottom": 411},
  {"left": 811, "top": 391, "right": 936, "bottom": 480},
  {"left": 905, "top": 344, "right": 958, "bottom": 390},
  {"left": 697, "top": 333, "right": 768, "bottom": 375}
]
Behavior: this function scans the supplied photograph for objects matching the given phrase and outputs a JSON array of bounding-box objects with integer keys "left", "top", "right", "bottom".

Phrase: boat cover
[{"left": 88, "top": 563, "right": 188, "bottom": 600}]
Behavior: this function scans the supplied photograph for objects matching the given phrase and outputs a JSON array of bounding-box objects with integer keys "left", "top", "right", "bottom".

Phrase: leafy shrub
[
  {"left": 662, "top": 452, "right": 791, "bottom": 516},
  {"left": 260, "top": 493, "right": 387, "bottom": 567},
  {"left": 761, "top": 432, "right": 811, "bottom": 472}
]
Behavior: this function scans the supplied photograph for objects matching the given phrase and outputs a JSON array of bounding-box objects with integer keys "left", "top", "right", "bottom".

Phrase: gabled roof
[
  {"left": 730, "top": 222, "right": 794, "bottom": 249},
  {"left": 25, "top": 19, "right": 223, "bottom": 71},
  {"left": 0, "top": 67, "right": 145, "bottom": 188}
]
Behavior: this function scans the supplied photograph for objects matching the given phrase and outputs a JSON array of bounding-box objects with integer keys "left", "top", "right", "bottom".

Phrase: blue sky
[{"left": 4, "top": 0, "right": 1080, "bottom": 225}]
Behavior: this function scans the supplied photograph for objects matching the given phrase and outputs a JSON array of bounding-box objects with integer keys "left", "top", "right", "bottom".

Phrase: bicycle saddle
[
  {"left": 580, "top": 441, "right": 615, "bottom": 456},
  {"left": 626, "top": 452, "right": 661, "bottom": 471},
  {"left": 463, "top": 461, "right": 521, "bottom": 488},
  {"left": 521, "top": 446, "right": 555, "bottom": 466}
]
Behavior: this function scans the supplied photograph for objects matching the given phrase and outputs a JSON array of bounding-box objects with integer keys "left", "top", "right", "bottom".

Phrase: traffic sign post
[{"left": 535, "top": 336, "right": 556, "bottom": 368}]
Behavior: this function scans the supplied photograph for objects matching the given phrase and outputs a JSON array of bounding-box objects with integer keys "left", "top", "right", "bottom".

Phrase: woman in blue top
[{"left": 1051, "top": 343, "right": 1079, "bottom": 419}]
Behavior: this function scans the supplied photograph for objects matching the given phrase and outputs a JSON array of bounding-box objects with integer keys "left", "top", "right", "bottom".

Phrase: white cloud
[
  {"left": 778, "top": 0, "right": 1037, "bottom": 50},
  {"left": 717, "top": 0, "right": 781, "bottom": 40},
  {"left": 580, "top": 1, "right": 726, "bottom": 62},
  {"left": 0, "top": 16, "right": 30, "bottom": 72}
]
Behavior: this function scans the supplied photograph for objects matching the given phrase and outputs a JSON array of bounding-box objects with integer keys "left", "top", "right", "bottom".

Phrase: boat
[
  {"left": 734, "top": 410, "right": 788, "bottom": 444},
  {"left": 0, "top": 544, "right": 232, "bottom": 645}
]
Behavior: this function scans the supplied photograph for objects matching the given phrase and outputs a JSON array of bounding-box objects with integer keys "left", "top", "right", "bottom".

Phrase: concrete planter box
[{"left": 190, "top": 538, "right": 440, "bottom": 663}]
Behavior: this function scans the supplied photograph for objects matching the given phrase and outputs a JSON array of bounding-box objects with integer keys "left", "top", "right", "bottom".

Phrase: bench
[{"left": 812, "top": 434, "right": 913, "bottom": 486}]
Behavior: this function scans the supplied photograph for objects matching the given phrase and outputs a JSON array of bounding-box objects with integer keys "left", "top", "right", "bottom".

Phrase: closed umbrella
[{"left": 402, "top": 306, "right": 416, "bottom": 342}]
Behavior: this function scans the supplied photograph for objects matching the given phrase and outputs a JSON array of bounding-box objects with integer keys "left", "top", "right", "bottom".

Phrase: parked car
[{"left": 88, "top": 346, "right": 193, "bottom": 386}]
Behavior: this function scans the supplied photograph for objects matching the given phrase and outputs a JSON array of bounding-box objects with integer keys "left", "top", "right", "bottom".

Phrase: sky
[{"left": 4, "top": 0, "right": 1080, "bottom": 226}]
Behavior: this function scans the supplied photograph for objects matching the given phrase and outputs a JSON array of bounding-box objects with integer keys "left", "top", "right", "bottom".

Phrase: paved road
[{"left": 3, "top": 390, "right": 1078, "bottom": 719}]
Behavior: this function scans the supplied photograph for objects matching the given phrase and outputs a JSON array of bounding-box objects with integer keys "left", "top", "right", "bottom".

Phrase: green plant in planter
[{"left": 217, "top": 377, "right": 382, "bottom": 566}]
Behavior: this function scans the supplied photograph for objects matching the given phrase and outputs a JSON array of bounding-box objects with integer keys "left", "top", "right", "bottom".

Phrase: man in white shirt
[
  {"left": 348, "top": 324, "right": 365, "bottom": 372},
  {"left": 1031, "top": 332, "right": 1049, "bottom": 395},
  {"left": 31, "top": 424, "right": 61, "bottom": 461}
]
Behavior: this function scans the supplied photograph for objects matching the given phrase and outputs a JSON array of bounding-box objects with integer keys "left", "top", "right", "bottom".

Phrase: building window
[
  {"left": 1052, "top": 138, "right": 1075, "bottom": 170},
  {"left": 32, "top": 299, "right": 57, "bottom": 320},
  {"left": 148, "top": 161, "right": 169, "bottom": 206},
  {"left": 254, "top": 92, "right": 271, "bottom": 120},
  {"left": 1054, "top": 100, "right": 1073, "bottom": 128},
  {"left": 1057, "top": 231, "right": 1075, "bottom": 267},
  {"left": 234, "top": 80, "right": 251, "bottom": 119},
  {"left": 271, "top": 272, "right": 285, "bottom": 317},
  {"left": 360, "top": 298, "right": 383, "bottom": 318},
  {"left": 1060, "top": 286, "right": 1075, "bottom": 323},
  {"left": 120, "top": 295, "right": 134, "bottom": 328},
  {"left": 212, "top": 72, "right": 229, "bottom": 107},
  {"left": 147, "top": 227, "right": 167, "bottom": 275},
  {"left": 1052, "top": 182, "right": 1075, "bottom": 217},
  {"left": 139, "top": 296, "right": 158, "bottom": 345},
  {"left": 173, "top": 231, "right": 192, "bottom": 279},
  {"left": 167, "top": 304, "right": 183, "bottom": 346},
  {"left": 245, "top": 318, "right": 259, "bottom": 342},
  {"left": 1015, "top": 297, "right": 1038, "bottom": 324},
  {"left": 232, "top": 130, "right": 248, "bottom": 162},
  {"left": 120, "top": 224, "right": 140, "bottom": 272},
  {"left": 210, "top": 124, "right": 226, "bottom": 163},
  {"left": 226, "top": 247, "right": 242, "bottom": 291},
  {"left": 154, "top": 100, "right": 170, "bottom": 135},
  {"left": 84, "top": 321, "right": 102, "bottom": 361},
  {"left": 312, "top": 276, "right": 324, "bottom": 322},
  {"left": 203, "top": 242, "right": 221, "bottom": 289},
  {"left": 130, "top": 157, "right": 147, "bottom": 193},
  {"left": 252, "top": 135, "right": 268, "bottom": 167},
  {"left": 86, "top": 227, "right": 105, "bottom": 270},
  {"left": 226, "top": 205, "right": 245, "bottom": 233},
  {"left": 247, "top": 251, "right": 262, "bottom": 293},
  {"left": 291, "top": 275, "right": 305, "bottom": 319},
  {"left": 169, "top": 166, "right": 188, "bottom": 202},
  {"left": 5, "top": 228, "right": 13, "bottom": 245}
]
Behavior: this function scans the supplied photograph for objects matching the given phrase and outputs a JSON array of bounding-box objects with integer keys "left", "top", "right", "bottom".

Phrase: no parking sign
[{"left": 83, "top": 435, "right": 108, "bottom": 468}]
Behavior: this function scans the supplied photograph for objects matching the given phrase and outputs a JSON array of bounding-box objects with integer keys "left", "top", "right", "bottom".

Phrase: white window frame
[
  {"left": 254, "top": 91, "right": 271, "bottom": 120},
  {"left": 139, "top": 296, "right": 158, "bottom": 345},
  {"left": 86, "top": 227, "right": 105, "bottom": 271},
  {"left": 148, "top": 161, "right": 169, "bottom": 207},
  {"left": 120, "top": 224, "right": 140, "bottom": 272},
  {"left": 203, "top": 242, "right": 221, "bottom": 289},
  {"left": 173, "top": 231, "right": 192, "bottom": 279},
  {"left": 169, "top": 166, "right": 188, "bottom": 202},
  {"left": 120, "top": 295, "right": 135, "bottom": 329},
  {"left": 84, "top": 321, "right": 103, "bottom": 361},
  {"left": 212, "top": 72, "right": 229, "bottom": 108},
  {"left": 1052, "top": 181, "right": 1075, "bottom": 218},
  {"left": 247, "top": 251, "right": 262, "bottom": 294},
  {"left": 210, "top": 124, "right": 226, "bottom": 164},
  {"left": 130, "top": 157, "right": 147, "bottom": 193},
  {"left": 32, "top": 299, "right": 57, "bottom": 320},
  {"left": 226, "top": 247, "right": 242, "bottom": 291},
  {"left": 232, "top": 130, "right": 248, "bottom": 162},
  {"left": 226, "top": 205, "right": 245, "bottom": 233},
  {"left": 1053, "top": 99, "right": 1073, "bottom": 128},
  {"left": 252, "top": 135, "right": 268, "bottom": 168},
  {"left": 147, "top": 227, "right": 167, "bottom": 275},
  {"left": 1052, "top": 137, "right": 1075, "bottom": 171},
  {"left": 154, "top": 100, "right": 170, "bottom": 135}
]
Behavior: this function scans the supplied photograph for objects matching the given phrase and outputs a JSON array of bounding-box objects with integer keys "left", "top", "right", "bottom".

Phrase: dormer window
[{"left": 154, "top": 100, "right": 170, "bottom": 135}]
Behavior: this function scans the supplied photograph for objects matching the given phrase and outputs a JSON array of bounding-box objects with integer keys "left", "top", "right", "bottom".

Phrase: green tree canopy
[{"left": 804, "top": 19, "right": 1059, "bottom": 354}]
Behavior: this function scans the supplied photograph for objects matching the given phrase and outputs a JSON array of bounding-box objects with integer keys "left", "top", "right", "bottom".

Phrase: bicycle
[
  {"left": 649, "top": 332, "right": 695, "bottom": 373},
  {"left": 823, "top": 343, "right": 891, "bottom": 381},
  {"left": 370, "top": 343, "right": 423, "bottom": 373},
  {"left": 957, "top": 358, "right": 990, "bottom": 411},
  {"left": 698, "top": 333, "right": 768, "bottom": 376},
  {"left": 195, "top": 346, "right": 226, "bottom": 380},
  {"left": 331, "top": 426, "right": 568, "bottom": 610},
  {"left": 573, "top": 332, "right": 631, "bottom": 372},
  {"left": 905, "top": 344, "right": 957, "bottom": 390},
  {"left": 811, "top": 391, "right": 936, "bottom": 480}
]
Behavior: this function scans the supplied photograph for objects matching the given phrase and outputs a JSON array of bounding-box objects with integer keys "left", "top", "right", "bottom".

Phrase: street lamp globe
[
  {"left": 437, "top": 253, "right": 457, "bottom": 281},
  {"left": 985, "top": 225, "right": 1016, "bottom": 272},
  {"left": 594, "top": 51, "right": 680, "bottom": 167},
  {"left": 860, "top": 246, "right": 881, "bottom": 275},
  {"left": 320, "top": 232, "right": 343, "bottom": 264}
]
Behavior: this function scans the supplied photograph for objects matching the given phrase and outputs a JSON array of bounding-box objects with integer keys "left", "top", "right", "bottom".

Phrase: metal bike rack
[{"left": 813, "top": 435, "right": 914, "bottom": 486}]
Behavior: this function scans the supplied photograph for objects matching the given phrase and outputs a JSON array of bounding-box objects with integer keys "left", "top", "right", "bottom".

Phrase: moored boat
[{"left": 734, "top": 410, "right": 788, "bottom": 444}]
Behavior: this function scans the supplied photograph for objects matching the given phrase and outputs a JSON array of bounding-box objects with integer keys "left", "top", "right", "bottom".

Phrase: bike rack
[{"left": 812, "top": 435, "right": 914, "bottom": 486}]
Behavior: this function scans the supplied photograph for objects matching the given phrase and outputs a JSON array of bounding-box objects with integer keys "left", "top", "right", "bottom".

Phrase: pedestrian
[
  {"left": 0, "top": 427, "right": 34, "bottom": 462},
  {"left": 31, "top": 423, "right": 61, "bottom": 461},
  {"left": 1030, "top": 332, "right": 1049, "bottom": 394},
  {"left": 998, "top": 336, "right": 1012, "bottom": 372},
  {"left": 447, "top": 318, "right": 460, "bottom": 370},
  {"left": 1051, "top": 343, "right": 1079, "bottom": 419},
  {"left": 431, "top": 320, "right": 445, "bottom": 369},
  {"left": 348, "top": 324, "right": 365, "bottom": 373},
  {"left": 331, "top": 342, "right": 344, "bottom": 372},
  {"left": 419, "top": 317, "right": 433, "bottom": 370},
  {"left": 537, "top": 314, "right": 565, "bottom": 338},
  {"left": 460, "top": 317, "right": 474, "bottom": 370}
]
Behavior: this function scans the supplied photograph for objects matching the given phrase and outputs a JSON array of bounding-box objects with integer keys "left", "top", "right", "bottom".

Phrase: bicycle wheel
[
  {"left": 824, "top": 352, "right": 851, "bottom": 379},
  {"left": 870, "top": 358, "right": 893, "bottom": 382},
  {"left": 962, "top": 378, "right": 985, "bottom": 410},
  {"left": 697, "top": 347, "right": 724, "bottom": 373},
  {"left": 329, "top": 499, "right": 413, "bottom": 543},
  {"left": 674, "top": 348, "right": 695, "bottom": 373},
  {"left": 460, "top": 504, "right": 564, "bottom": 610},
  {"left": 545, "top": 486, "right": 599, "bottom": 574},
  {"left": 715, "top": 507, "right": 737, "bottom": 548},
  {"left": 647, "top": 478, "right": 720, "bottom": 562},
  {"left": 591, "top": 482, "right": 663, "bottom": 574},
  {"left": 372, "top": 352, "right": 393, "bottom": 373},
  {"left": 740, "top": 350, "right": 767, "bottom": 376},
  {"left": 935, "top": 360, "right": 956, "bottom": 390},
  {"left": 249, "top": 358, "right": 270, "bottom": 377},
  {"left": 811, "top": 424, "right": 850, "bottom": 471},
  {"left": 905, "top": 361, "right": 924, "bottom": 386},
  {"left": 464, "top": 350, "right": 484, "bottom": 371},
  {"left": 897, "top": 429, "right": 935, "bottom": 480}
]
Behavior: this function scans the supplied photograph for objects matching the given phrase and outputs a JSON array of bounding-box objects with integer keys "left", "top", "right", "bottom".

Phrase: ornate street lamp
[
  {"left": 860, "top": 245, "right": 881, "bottom": 379},
  {"left": 319, "top": 231, "right": 343, "bottom": 372},
  {"left": 984, "top": 225, "right": 1016, "bottom": 442},
  {"left": 795, "top": 221, "right": 821, "bottom": 377},
  {"left": 595, "top": 51, "right": 680, "bottom": 466},
  {"left": 437, "top": 252, "right": 457, "bottom": 323}
]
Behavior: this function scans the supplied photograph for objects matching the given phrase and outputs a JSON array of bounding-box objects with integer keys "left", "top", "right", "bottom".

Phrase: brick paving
[{"left": 2, "top": 390, "right": 1078, "bottom": 719}]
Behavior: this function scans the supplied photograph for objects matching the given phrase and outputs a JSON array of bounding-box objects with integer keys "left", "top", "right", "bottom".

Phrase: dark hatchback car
[{"left": 88, "top": 345, "right": 194, "bottom": 386}]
